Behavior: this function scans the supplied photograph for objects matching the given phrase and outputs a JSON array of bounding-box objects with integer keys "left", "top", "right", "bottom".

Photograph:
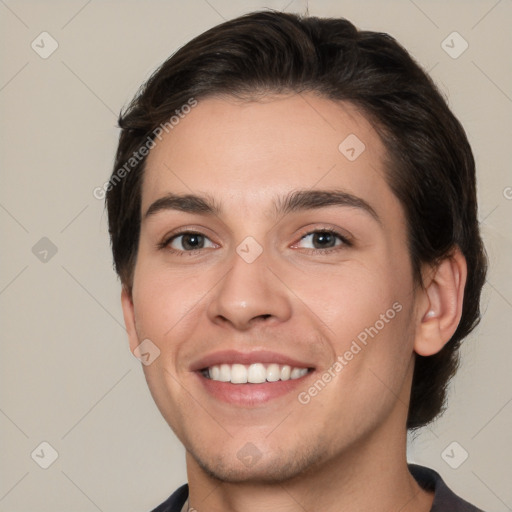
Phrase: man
[{"left": 105, "top": 10, "right": 487, "bottom": 512}]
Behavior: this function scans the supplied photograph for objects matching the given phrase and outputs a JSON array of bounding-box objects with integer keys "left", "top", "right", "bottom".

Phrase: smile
[{"left": 201, "top": 363, "right": 310, "bottom": 384}]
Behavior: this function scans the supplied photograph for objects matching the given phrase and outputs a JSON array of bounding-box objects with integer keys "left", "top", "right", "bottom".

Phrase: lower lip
[{"left": 195, "top": 371, "right": 314, "bottom": 406}]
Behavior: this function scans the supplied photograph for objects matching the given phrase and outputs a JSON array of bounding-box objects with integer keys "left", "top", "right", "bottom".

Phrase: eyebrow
[{"left": 144, "top": 189, "right": 380, "bottom": 224}]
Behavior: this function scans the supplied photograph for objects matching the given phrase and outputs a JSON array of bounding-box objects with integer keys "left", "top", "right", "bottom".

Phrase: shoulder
[
  {"left": 150, "top": 483, "right": 189, "bottom": 512},
  {"left": 408, "top": 464, "right": 485, "bottom": 512}
]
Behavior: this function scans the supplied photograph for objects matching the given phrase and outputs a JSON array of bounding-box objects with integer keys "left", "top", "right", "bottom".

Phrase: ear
[
  {"left": 414, "top": 248, "right": 467, "bottom": 356},
  {"left": 121, "top": 285, "right": 140, "bottom": 354}
]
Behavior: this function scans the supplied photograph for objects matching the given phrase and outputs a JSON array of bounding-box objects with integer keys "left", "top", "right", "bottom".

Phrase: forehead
[{"left": 141, "top": 93, "right": 400, "bottom": 225}]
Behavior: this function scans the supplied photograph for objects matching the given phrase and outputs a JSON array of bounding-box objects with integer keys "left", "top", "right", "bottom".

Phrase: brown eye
[
  {"left": 167, "top": 232, "right": 215, "bottom": 252},
  {"left": 297, "top": 230, "right": 349, "bottom": 251},
  {"left": 311, "top": 231, "right": 337, "bottom": 249}
]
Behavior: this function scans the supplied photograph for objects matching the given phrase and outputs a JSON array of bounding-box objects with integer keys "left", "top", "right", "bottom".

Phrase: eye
[
  {"left": 163, "top": 231, "right": 216, "bottom": 253},
  {"left": 294, "top": 228, "right": 351, "bottom": 252}
]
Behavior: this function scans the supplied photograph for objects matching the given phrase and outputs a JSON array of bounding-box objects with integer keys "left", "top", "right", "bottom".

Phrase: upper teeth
[{"left": 206, "top": 363, "right": 309, "bottom": 384}]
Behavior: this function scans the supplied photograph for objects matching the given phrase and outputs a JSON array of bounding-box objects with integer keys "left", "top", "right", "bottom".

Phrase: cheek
[
  {"left": 287, "top": 260, "right": 405, "bottom": 345},
  {"left": 132, "top": 259, "right": 211, "bottom": 338},
  {"left": 288, "top": 251, "right": 416, "bottom": 405}
]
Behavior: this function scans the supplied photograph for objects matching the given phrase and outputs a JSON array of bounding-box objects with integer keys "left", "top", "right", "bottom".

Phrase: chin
[{"left": 188, "top": 442, "right": 325, "bottom": 484}]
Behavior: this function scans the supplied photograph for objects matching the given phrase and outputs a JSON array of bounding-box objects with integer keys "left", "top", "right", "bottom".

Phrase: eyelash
[
  {"left": 158, "top": 230, "right": 216, "bottom": 257},
  {"left": 293, "top": 227, "right": 352, "bottom": 254},
  {"left": 158, "top": 227, "right": 352, "bottom": 257}
]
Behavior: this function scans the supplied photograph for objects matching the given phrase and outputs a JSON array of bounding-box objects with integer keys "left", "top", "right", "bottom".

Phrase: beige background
[{"left": 1, "top": 0, "right": 511, "bottom": 511}]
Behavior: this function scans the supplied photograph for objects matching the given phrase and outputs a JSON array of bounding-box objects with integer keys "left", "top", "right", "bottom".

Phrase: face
[{"left": 122, "top": 93, "right": 423, "bottom": 483}]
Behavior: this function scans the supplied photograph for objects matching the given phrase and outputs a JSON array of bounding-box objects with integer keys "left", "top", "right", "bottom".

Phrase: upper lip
[{"left": 190, "top": 350, "right": 316, "bottom": 371}]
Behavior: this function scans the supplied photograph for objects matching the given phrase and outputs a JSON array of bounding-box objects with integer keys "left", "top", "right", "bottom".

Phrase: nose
[{"left": 206, "top": 248, "right": 292, "bottom": 331}]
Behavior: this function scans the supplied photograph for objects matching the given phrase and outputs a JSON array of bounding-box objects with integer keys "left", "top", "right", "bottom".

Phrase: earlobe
[
  {"left": 414, "top": 248, "right": 467, "bottom": 356},
  {"left": 121, "top": 285, "right": 140, "bottom": 353}
]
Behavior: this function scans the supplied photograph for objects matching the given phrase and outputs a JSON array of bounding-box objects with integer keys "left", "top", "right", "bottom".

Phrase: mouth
[
  {"left": 200, "top": 363, "right": 313, "bottom": 384},
  {"left": 193, "top": 358, "right": 316, "bottom": 407},
  {"left": 190, "top": 349, "right": 316, "bottom": 406}
]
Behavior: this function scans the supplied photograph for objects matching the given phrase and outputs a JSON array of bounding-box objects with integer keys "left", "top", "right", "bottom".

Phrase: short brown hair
[{"left": 106, "top": 10, "right": 487, "bottom": 429}]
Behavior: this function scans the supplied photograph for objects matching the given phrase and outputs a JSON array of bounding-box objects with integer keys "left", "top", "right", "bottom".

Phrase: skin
[{"left": 121, "top": 93, "right": 467, "bottom": 512}]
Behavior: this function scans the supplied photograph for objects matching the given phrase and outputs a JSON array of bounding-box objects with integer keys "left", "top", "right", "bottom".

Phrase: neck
[{"left": 185, "top": 414, "right": 433, "bottom": 512}]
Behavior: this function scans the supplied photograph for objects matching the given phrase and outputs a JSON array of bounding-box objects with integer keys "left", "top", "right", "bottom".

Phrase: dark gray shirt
[{"left": 150, "top": 464, "right": 484, "bottom": 511}]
